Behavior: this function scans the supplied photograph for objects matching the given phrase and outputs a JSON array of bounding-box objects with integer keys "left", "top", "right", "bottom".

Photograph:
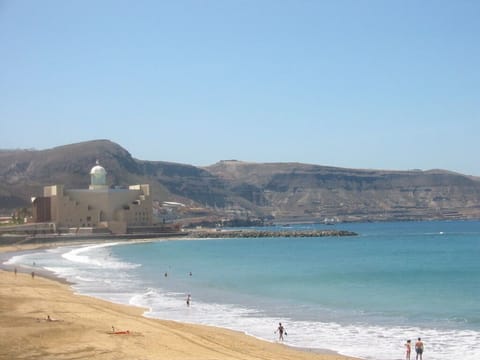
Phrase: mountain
[
  {"left": 205, "top": 161, "right": 480, "bottom": 222},
  {"left": 1, "top": 139, "right": 480, "bottom": 223}
]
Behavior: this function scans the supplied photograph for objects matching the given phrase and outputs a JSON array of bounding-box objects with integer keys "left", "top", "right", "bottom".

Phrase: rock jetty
[{"left": 190, "top": 229, "right": 357, "bottom": 238}]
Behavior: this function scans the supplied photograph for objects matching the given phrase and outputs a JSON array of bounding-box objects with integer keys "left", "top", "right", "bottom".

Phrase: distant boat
[{"left": 323, "top": 218, "right": 337, "bottom": 225}]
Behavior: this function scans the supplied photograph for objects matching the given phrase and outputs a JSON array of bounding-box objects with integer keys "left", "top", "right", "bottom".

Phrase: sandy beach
[{"left": 0, "top": 243, "right": 358, "bottom": 360}]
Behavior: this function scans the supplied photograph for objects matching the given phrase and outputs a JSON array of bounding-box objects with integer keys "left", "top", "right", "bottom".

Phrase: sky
[{"left": 1, "top": 1, "right": 479, "bottom": 175}]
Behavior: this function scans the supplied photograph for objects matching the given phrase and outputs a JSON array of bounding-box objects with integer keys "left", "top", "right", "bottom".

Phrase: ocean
[{"left": 4, "top": 221, "right": 480, "bottom": 360}]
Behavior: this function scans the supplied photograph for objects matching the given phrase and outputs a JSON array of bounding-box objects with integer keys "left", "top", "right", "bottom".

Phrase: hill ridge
[{"left": 1, "top": 139, "right": 480, "bottom": 223}]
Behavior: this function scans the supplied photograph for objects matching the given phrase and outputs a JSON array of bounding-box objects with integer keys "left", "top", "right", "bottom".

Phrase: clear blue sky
[{"left": 1, "top": 1, "right": 479, "bottom": 175}]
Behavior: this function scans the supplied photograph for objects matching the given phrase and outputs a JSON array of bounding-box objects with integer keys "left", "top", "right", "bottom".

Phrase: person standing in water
[
  {"left": 405, "top": 339, "right": 411, "bottom": 360},
  {"left": 186, "top": 294, "right": 191, "bottom": 306},
  {"left": 275, "top": 322, "right": 286, "bottom": 341},
  {"left": 415, "top": 338, "right": 424, "bottom": 360}
]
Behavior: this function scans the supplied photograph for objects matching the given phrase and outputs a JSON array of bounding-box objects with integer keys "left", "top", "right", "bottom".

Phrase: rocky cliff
[
  {"left": 205, "top": 161, "right": 480, "bottom": 222},
  {"left": 1, "top": 140, "right": 480, "bottom": 222}
]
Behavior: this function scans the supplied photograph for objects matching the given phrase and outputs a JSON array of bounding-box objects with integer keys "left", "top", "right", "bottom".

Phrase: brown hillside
[{"left": 1, "top": 140, "right": 480, "bottom": 222}]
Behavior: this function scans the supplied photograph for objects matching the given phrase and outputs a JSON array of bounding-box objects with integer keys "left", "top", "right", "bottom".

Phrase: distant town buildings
[{"left": 32, "top": 161, "right": 152, "bottom": 234}]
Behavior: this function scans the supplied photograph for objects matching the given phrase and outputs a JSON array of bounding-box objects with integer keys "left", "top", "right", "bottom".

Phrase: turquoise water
[{"left": 5, "top": 221, "right": 480, "bottom": 360}]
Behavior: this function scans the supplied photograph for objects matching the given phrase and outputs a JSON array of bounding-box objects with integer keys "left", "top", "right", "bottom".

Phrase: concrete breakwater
[{"left": 190, "top": 229, "right": 357, "bottom": 238}]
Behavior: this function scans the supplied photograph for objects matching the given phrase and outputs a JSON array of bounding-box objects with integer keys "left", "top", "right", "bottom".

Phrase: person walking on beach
[
  {"left": 415, "top": 337, "right": 424, "bottom": 360},
  {"left": 31, "top": 271, "right": 35, "bottom": 279},
  {"left": 275, "top": 322, "right": 286, "bottom": 341},
  {"left": 405, "top": 339, "right": 411, "bottom": 360},
  {"left": 14, "top": 267, "right": 17, "bottom": 277}
]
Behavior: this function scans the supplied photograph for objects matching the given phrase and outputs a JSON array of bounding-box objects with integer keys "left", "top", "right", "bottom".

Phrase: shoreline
[{"left": 0, "top": 242, "right": 360, "bottom": 360}]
